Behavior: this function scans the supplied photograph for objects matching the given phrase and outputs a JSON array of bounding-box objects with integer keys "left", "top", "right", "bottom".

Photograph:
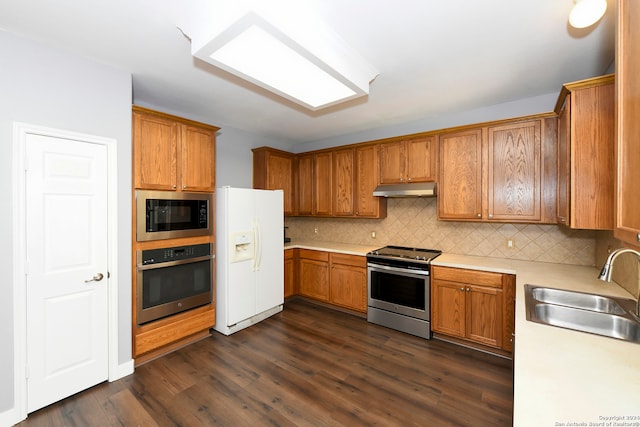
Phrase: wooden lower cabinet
[
  {"left": 329, "top": 253, "right": 367, "bottom": 313},
  {"left": 298, "top": 249, "right": 330, "bottom": 301},
  {"left": 431, "top": 266, "right": 515, "bottom": 353},
  {"left": 284, "top": 249, "right": 296, "bottom": 298},
  {"left": 295, "top": 249, "right": 367, "bottom": 313}
]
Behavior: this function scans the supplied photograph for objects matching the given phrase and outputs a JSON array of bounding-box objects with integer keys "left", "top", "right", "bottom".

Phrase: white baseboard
[
  {"left": 0, "top": 406, "right": 23, "bottom": 427},
  {"left": 112, "top": 359, "right": 134, "bottom": 381}
]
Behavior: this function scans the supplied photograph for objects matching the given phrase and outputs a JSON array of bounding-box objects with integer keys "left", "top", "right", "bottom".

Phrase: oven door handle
[
  {"left": 137, "top": 254, "right": 214, "bottom": 271},
  {"left": 367, "top": 262, "right": 430, "bottom": 276}
]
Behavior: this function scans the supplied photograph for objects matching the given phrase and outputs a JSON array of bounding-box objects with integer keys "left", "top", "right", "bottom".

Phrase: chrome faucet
[{"left": 598, "top": 248, "right": 640, "bottom": 316}]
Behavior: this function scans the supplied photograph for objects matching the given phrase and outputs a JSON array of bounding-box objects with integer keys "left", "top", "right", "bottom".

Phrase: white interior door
[{"left": 25, "top": 133, "right": 109, "bottom": 413}]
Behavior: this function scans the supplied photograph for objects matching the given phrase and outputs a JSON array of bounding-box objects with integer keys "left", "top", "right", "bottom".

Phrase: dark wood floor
[{"left": 19, "top": 299, "right": 513, "bottom": 427}]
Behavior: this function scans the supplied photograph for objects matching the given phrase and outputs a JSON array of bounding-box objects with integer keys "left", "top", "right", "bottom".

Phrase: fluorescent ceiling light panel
[{"left": 189, "top": 12, "right": 378, "bottom": 111}]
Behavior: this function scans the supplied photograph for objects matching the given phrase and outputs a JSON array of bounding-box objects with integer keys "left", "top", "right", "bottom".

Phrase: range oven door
[{"left": 367, "top": 263, "right": 430, "bottom": 321}]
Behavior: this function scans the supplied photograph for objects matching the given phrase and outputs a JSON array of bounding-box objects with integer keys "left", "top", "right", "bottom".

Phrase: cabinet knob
[
  {"left": 400, "top": 177, "right": 404, "bottom": 182},
  {"left": 407, "top": 177, "right": 412, "bottom": 182},
  {"left": 172, "top": 184, "right": 177, "bottom": 189},
  {"left": 637, "top": 233, "right": 640, "bottom": 243},
  {"left": 460, "top": 287, "right": 465, "bottom": 291},
  {"left": 488, "top": 214, "right": 493, "bottom": 219},
  {"left": 477, "top": 213, "right": 481, "bottom": 218},
  {"left": 466, "top": 287, "right": 470, "bottom": 292}
]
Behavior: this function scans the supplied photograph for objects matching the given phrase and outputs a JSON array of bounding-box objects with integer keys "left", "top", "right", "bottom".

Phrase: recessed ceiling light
[{"left": 182, "top": 11, "right": 378, "bottom": 111}]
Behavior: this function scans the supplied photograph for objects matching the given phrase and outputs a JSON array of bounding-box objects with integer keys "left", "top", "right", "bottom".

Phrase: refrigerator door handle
[{"left": 253, "top": 219, "right": 262, "bottom": 271}]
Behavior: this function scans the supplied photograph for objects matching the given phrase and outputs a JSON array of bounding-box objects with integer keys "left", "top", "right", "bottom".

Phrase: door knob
[{"left": 84, "top": 273, "right": 104, "bottom": 283}]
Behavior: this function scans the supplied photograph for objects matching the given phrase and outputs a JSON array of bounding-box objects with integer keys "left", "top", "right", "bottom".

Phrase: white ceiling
[{"left": 0, "top": 0, "right": 615, "bottom": 145}]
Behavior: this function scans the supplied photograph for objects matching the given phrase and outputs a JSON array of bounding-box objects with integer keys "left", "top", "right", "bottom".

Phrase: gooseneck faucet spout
[{"left": 598, "top": 248, "right": 640, "bottom": 316}]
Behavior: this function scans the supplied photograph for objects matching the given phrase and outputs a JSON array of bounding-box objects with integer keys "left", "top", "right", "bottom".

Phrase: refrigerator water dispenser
[{"left": 230, "top": 230, "right": 254, "bottom": 262}]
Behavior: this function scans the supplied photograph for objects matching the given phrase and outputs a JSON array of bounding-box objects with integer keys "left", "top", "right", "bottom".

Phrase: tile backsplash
[{"left": 285, "top": 198, "right": 596, "bottom": 267}]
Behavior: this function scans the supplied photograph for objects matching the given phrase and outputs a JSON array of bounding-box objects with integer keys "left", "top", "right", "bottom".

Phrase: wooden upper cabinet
[
  {"left": 355, "top": 145, "right": 387, "bottom": 218},
  {"left": 379, "top": 136, "right": 437, "bottom": 184},
  {"left": 133, "top": 106, "right": 218, "bottom": 192},
  {"left": 555, "top": 75, "right": 615, "bottom": 230},
  {"left": 297, "top": 154, "right": 314, "bottom": 215},
  {"left": 438, "top": 129, "right": 483, "bottom": 220},
  {"left": 314, "top": 152, "right": 333, "bottom": 216},
  {"left": 333, "top": 148, "right": 354, "bottom": 216},
  {"left": 181, "top": 125, "right": 216, "bottom": 192},
  {"left": 253, "top": 147, "right": 295, "bottom": 215},
  {"left": 133, "top": 109, "right": 179, "bottom": 191},
  {"left": 487, "top": 120, "right": 541, "bottom": 222},
  {"left": 405, "top": 137, "right": 437, "bottom": 182},
  {"left": 438, "top": 116, "right": 554, "bottom": 223},
  {"left": 615, "top": 0, "right": 640, "bottom": 246}
]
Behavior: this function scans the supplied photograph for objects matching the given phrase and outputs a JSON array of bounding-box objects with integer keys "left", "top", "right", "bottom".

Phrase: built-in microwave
[{"left": 136, "top": 190, "right": 213, "bottom": 241}]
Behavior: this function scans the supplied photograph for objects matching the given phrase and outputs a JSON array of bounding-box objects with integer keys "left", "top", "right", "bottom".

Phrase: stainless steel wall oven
[
  {"left": 136, "top": 243, "right": 214, "bottom": 324},
  {"left": 367, "top": 246, "right": 441, "bottom": 339}
]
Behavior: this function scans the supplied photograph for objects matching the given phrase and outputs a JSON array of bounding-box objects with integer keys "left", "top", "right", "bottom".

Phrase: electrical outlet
[
  {"left": 371, "top": 231, "right": 376, "bottom": 238},
  {"left": 507, "top": 239, "right": 515, "bottom": 249},
  {"left": 314, "top": 226, "right": 318, "bottom": 234}
]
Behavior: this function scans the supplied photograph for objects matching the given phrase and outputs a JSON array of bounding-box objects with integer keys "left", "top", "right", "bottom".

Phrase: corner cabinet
[
  {"left": 431, "top": 266, "right": 515, "bottom": 353},
  {"left": 615, "top": 0, "right": 640, "bottom": 246},
  {"left": 556, "top": 75, "right": 615, "bottom": 230},
  {"left": 133, "top": 106, "right": 218, "bottom": 192},
  {"left": 252, "top": 147, "right": 295, "bottom": 216},
  {"left": 438, "top": 115, "right": 557, "bottom": 223}
]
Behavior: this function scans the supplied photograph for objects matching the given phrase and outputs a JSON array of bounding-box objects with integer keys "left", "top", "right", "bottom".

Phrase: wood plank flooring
[{"left": 18, "top": 299, "right": 513, "bottom": 427}]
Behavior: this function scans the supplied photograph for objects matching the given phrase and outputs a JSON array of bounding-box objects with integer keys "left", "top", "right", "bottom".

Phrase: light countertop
[
  {"left": 284, "top": 240, "right": 379, "bottom": 256},
  {"left": 432, "top": 254, "right": 640, "bottom": 427}
]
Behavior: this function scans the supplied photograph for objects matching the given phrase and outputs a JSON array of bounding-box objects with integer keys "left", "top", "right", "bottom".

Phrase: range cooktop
[{"left": 367, "top": 245, "right": 442, "bottom": 263}]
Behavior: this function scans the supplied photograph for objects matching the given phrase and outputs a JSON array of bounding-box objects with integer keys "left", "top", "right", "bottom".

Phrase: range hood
[{"left": 372, "top": 182, "right": 437, "bottom": 197}]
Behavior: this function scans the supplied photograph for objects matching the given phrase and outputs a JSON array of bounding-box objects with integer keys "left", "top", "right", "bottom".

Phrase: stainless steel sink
[
  {"left": 525, "top": 285, "right": 640, "bottom": 343},
  {"left": 531, "top": 287, "right": 626, "bottom": 314}
]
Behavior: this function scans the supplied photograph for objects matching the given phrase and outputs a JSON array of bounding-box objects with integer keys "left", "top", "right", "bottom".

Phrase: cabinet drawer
[
  {"left": 330, "top": 253, "right": 366, "bottom": 268},
  {"left": 433, "top": 266, "right": 503, "bottom": 288},
  {"left": 299, "top": 249, "right": 329, "bottom": 262}
]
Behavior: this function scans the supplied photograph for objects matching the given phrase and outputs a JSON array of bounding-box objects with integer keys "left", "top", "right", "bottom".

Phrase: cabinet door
[
  {"left": 314, "top": 152, "right": 333, "bottom": 216},
  {"left": 181, "top": 125, "right": 216, "bottom": 192},
  {"left": 284, "top": 250, "right": 295, "bottom": 298},
  {"left": 297, "top": 154, "right": 314, "bottom": 215},
  {"left": 267, "top": 153, "right": 294, "bottom": 216},
  {"left": 299, "top": 258, "right": 329, "bottom": 301},
  {"left": 465, "top": 285, "right": 502, "bottom": 348},
  {"left": 329, "top": 262, "right": 366, "bottom": 312},
  {"left": 616, "top": 0, "right": 640, "bottom": 245},
  {"left": 438, "top": 129, "right": 483, "bottom": 220},
  {"left": 133, "top": 111, "right": 179, "bottom": 190},
  {"left": 487, "top": 120, "right": 541, "bottom": 221},
  {"left": 333, "top": 148, "right": 354, "bottom": 216},
  {"left": 431, "top": 280, "right": 465, "bottom": 338},
  {"left": 405, "top": 136, "right": 436, "bottom": 182},
  {"left": 379, "top": 141, "right": 404, "bottom": 184},
  {"left": 355, "top": 145, "right": 386, "bottom": 218},
  {"left": 557, "top": 97, "right": 570, "bottom": 225}
]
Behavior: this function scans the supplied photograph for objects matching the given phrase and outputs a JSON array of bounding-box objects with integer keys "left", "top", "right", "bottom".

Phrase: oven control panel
[{"left": 140, "top": 243, "right": 211, "bottom": 265}]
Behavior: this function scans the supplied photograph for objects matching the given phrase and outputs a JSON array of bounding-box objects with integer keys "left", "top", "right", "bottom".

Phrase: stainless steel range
[{"left": 366, "top": 246, "right": 442, "bottom": 339}]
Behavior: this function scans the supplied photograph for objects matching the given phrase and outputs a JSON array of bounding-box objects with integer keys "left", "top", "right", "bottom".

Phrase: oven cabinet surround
[
  {"left": 555, "top": 75, "right": 615, "bottom": 229},
  {"left": 431, "top": 265, "right": 515, "bottom": 353},
  {"left": 132, "top": 105, "right": 218, "bottom": 192},
  {"left": 615, "top": 0, "right": 640, "bottom": 246},
  {"left": 252, "top": 147, "right": 295, "bottom": 216},
  {"left": 131, "top": 106, "right": 218, "bottom": 364},
  {"left": 437, "top": 114, "right": 557, "bottom": 223},
  {"left": 291, "top": 247, "right": 369, "bottom": 314},
  {"left": 378, "top": 135, "right": 437, "bottom": 184}
]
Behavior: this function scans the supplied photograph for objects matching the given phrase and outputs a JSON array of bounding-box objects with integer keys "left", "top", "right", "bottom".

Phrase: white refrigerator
[{"left": 214, "top": 186, "right": 284, "bottom": 335}]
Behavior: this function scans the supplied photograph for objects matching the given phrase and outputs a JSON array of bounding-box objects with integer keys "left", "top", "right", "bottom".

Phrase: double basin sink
[{"left": 525, "top": 285, "right": 640, "bottom": 343}]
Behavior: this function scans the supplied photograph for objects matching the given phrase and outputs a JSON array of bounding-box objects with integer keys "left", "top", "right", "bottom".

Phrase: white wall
[{"left": 0, "top": 30, "right": 132, "bottom": 415}]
